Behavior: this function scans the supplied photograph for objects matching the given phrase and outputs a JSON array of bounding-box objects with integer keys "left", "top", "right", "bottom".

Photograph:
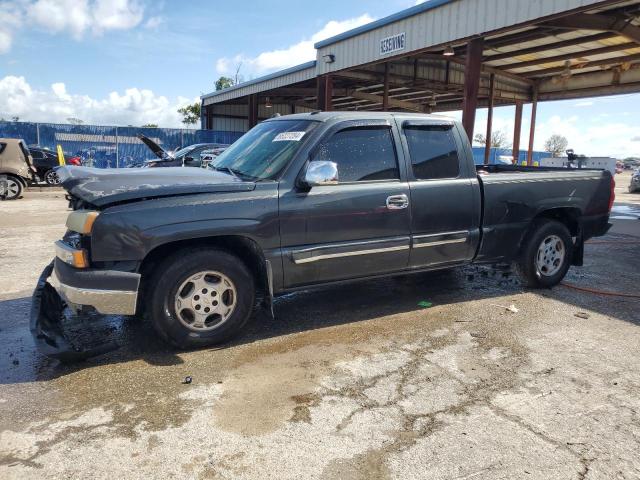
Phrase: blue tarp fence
[
  {"left": 471, "top": 146, "right": 549, "bottom": 165},
  {"left": 0, "top": 121, "right": 549, "bottom": 168},
  {"left": 0, "top": 121, "right": 244, "bottom": 168}
]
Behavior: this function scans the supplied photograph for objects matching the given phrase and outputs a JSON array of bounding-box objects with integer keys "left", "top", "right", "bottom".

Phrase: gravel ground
[{"left": 0, "top": 180, "right": 638, "bottom": 480}]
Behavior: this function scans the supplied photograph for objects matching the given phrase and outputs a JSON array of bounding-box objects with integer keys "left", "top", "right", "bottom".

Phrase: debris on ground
[
  {"left": 470, "top": 331, "right": 487, "bottom": 339},
  {"left": 490, "top": 303, "right": 519, "bottom": 313},
  {"left": 417, "top": 300, "right": 433, "bottom": 308},
  {"left": 574, "top": 312, "right": 591, "bottom": 319},
  {"left": 182, "top": 376, "right": 193, "bottom": 385}
]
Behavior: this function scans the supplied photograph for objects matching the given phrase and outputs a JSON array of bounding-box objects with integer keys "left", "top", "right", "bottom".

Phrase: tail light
[{"left": 608, "top": 175, "right": 615, "bottom": 212}]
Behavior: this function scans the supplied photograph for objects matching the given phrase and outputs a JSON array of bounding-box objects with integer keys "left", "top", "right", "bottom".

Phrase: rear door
[
  {"left": 397, "top": 119, "right": 481, "bottom": 268},
  {"left": 279, "top": 120, "right": 412, "bottom": 288}
]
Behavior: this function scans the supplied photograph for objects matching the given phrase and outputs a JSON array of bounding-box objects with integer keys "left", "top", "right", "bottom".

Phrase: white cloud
[
  {"left": 216, "top": 14, "right": 375, "bottom": 76},
  {"left": 471, "top": 106, "right": 640, "bottom": 159},
  {"left": 573, "top": 101, "right": 593, "bottom": 107},
  {"left": 0, "top": 0, "right": 146, "bottom": 53},
  {"left": 0, "top": 75, "right": 195, "bottom": 127},
  {"left": 144, "top": 15, "right": 163, "bottom": 29}
]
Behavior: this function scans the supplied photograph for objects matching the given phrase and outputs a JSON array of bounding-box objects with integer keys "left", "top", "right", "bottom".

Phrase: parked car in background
[
  {"left": 629, "top": 168, "right": 640, "bottom": 193},
  {"left": 29, "top": 147, "right": 83, "bottom": 185},
  {"left": 138, "top": 135, "right": 228, "bottom": 168},
  {"left": 199, "top": 146, "right": 229, "bottom": 169},
  {"left": 0, "top": 138, "right": 36, "bottom": 199}
]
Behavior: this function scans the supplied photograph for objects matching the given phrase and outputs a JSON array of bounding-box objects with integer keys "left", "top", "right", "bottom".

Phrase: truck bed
[{"left": 474, "top": 164, "right": 613, "bottom": 263}]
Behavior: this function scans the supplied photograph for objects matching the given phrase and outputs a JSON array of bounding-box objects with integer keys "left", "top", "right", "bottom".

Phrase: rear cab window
[
  {"left": 312, "top": 125, "right": 399, "bottom": 182},
  {"left": 402, "top": 123, "right": 460, "bottom": 180}
]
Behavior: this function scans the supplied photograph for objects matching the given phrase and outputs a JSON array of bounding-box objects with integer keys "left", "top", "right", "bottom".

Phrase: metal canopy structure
[{"left": 201, "top": 0, "right": 640, "bottom": 163}]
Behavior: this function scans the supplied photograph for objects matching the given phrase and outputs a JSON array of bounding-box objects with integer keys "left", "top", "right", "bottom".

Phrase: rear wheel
[
  {"left": 146, "top": 248, "right": 255, "bottom": 349},
  {"left": 516, "top": 219, "right": 573, "bottom": 288},
  {"left": 4, "top": 176, "right": 23, "bottom": 200}
]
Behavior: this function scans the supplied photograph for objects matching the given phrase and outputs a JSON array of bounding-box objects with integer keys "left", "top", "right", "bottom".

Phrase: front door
[{"left": 279, "top": 120, "right": 411, "bottom": 288}]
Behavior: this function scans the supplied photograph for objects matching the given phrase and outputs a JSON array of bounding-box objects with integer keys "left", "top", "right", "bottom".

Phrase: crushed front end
[{"left": 30, "top": 206, "right": 141, "bottom": 361}]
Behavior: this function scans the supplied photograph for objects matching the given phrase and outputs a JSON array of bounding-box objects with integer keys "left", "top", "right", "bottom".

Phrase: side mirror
[{"left": 303, "top": 160, "right": 338, "bottom": 187}]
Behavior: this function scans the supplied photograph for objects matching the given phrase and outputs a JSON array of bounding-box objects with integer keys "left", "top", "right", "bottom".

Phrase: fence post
[
  {"left": 36, "top": 123, "right": 40, "bottom": 146},
  {"left": 115, "top": 127, "right": 119, "bottom": 168}
]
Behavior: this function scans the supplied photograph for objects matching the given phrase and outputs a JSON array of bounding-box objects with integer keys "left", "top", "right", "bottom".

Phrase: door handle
[{"left": 386, "top": 194, "right": 409, "bottom": 210}]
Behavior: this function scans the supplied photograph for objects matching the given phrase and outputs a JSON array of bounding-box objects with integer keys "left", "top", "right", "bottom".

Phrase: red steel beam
[
  {"left": 248, "top": 94, "right": 258, "bottom": 128},
  {"left": 527, "top": 86, "right": 538, "bottom": 166},
  {"left": 484, "top": 73, "right": 495, "bottom": 165},
  {"left": 513, "top": 101, "right": 523, "bottom": 164},
  {"left": 461, "top": 37, "right": 485, "bottom": 141}
]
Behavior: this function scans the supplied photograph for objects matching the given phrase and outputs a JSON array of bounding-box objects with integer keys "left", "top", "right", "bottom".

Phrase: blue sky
[{"left": 1, "top": 0, "right": 639, "bottom": 158}]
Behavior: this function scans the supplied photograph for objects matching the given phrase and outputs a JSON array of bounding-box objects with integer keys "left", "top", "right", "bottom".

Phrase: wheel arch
[
  {"left": 1, "top": 172, "right": 28, "bottom": 186},
  {"left": 139, "top": 235, "right": 271, "bottom": 309},
  {"left": 533, "top": 207, "right": 582, "bottom": 236},
  {"left": 517, "top": 206, "right": 582, "bottom": 264}
]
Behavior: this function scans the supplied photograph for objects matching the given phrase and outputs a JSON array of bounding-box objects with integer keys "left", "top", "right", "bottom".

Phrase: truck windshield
[{"left": 208, "top": 120, "right": 317, "bottom": 180}]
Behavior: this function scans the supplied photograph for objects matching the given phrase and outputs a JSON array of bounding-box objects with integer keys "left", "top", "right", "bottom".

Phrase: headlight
[
  {"left": 66, "top": 210, "right": 100, "bottom": 234},
  {"left": 55, "top": 241, "right": 89, "bottom": 268}
]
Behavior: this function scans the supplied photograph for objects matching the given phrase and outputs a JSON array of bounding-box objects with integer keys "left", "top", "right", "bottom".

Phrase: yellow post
[{"left": 56, "top": 145, "right": 65, "bottom": 166}]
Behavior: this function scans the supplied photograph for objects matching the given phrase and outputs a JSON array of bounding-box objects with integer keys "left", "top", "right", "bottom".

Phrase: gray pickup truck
[{"left": 31, "top": 112, "right": 614, "bottom": 360}]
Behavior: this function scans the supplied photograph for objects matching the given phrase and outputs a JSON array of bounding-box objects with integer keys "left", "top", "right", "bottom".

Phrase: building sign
[{"left": 380, "top": 33, "right": 406, "bottom": 55}]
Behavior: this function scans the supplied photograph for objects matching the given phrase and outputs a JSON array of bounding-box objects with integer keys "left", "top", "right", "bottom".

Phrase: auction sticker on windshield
[{"left": 273, "top": 131, "right": 306, "bottom": 142}]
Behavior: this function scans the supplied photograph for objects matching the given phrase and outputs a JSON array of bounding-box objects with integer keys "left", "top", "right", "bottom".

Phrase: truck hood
[{"left": 57, "top": 166, "right": 255, "bottom": 207}]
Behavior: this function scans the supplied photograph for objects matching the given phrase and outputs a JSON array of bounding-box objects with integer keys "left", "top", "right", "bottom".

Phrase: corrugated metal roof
[
  {"left": 313, "top": 0, "right": 456, "bottom": 49},
  {"left": 202, "top": 61, "right": 316, "bottom": 104},
  {"left": 315, "top": 0, "right": 612, "bottom": 75}
]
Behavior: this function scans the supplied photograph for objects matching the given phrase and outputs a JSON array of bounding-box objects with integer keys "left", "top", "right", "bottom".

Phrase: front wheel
[
  {"left": 516, "top": 219, "right": 573, "bottom": 288},
  {"left": 146, "top": 248, "right": 255, "bottom": 349}
]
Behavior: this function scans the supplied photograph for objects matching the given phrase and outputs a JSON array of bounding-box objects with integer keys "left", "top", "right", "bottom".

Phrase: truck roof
[{"left": 264, "top": 111, "right": 456, "bottom": 123}]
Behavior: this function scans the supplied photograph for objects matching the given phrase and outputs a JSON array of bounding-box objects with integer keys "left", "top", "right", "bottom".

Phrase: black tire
[
  {"left": 146, "top": 248, "right": 255, "bottom": 349},
  {"left": 516, "top": 219, "right": 573, "bottom": 288},
  {"left": 44, "top": 169, "right": 60, "bottom": 185},
  {"left": 4, "top": 175, "right": 24, "bottom": 200}
]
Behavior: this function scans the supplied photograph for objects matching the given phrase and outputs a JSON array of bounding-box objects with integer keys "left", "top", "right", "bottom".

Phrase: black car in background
[
  {"left": 29, "top": 147, "right": 61, "bottom": 184},
  {"left": 28, "top": 147, "right": 82, "bottom": 184}
]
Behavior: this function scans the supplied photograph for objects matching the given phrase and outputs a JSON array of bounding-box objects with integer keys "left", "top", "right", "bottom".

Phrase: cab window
[
  {"left": 404, "top": 124, "right": 460, "bottom": 180},
  {"left": 312, "top": 126, "right": 399, "bottom": 182}
]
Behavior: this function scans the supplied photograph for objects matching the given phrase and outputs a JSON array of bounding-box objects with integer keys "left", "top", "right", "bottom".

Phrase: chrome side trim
[
  {"left": 50, "top": 272, "right": 138, "bottom": 315},
  {"left": 412, "top": 230, "right": 469, "bottom": 249},
  {"left": 413, "top": 238, "right": 467, "bottom": 248},
  {"left": 291, "top": 237, "right": 411, "bottom": 265},
  {"left": 294, "top": 245, "right": 409, "bottom": 264}
]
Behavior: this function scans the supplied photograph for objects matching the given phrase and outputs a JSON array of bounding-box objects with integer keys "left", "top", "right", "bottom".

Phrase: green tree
[
  {"left": 544, "top": 134, "right": 569, "bottom": 157},
  {"left": 215, "top": 76, "right": 235, "bottom": 91},
  {"left": 177, "top": 102, "right": 201, "bottom": 127}
]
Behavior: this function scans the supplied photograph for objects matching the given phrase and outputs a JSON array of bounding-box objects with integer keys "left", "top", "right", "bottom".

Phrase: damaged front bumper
[{"left": 30, "top": 259, "right": 141, "bottom": 361}]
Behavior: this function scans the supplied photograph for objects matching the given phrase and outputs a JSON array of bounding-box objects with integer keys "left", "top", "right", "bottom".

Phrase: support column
[
  {"left": 512, "top": 101, "right": 523, "bottom": 165},
  {"left": 461, "top": 37, "right": 484, "bottom": 141},
  {"left": 248, "top": 94, "right": 258, "bottom": 128},
  {"left": 316, "top": 74, "right": 333, "bottom": 111},
  {"left": 383, "top": 63, "right": 390, "bottom": 110},
  {"left": 527, "top": 86, "right": 538, "bottom": 166},
  {"left": 484, "top": 73, "right": 495, "bottom": 165},
  {"left": 200, "top": 102, "right": 207, "bottom": 130}
]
